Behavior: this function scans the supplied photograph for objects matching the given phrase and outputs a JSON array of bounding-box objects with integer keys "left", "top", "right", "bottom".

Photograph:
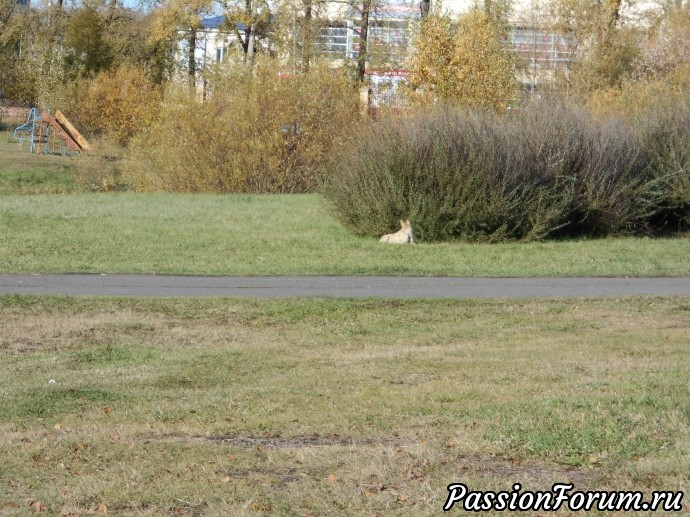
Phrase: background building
[{"left": 181, "top": 0, "right": 661, "bottom": 98}]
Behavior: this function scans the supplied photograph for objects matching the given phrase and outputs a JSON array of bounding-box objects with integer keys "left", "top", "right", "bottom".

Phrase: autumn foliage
[
  {"left": 74, "top": 66, "right": 163, "bottom": 145},
  {"left": 124, "top": 62, "right": 360, "bottom": 193},
  {"left": 406, "top": 9, "right": 517, "bottom": 110}
]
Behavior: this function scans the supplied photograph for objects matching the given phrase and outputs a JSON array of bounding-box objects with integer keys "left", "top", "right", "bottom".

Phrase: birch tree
[
  {"left": 221, "top": 0, "right": 272, "bottom": 65},
  {"left": 150, "top": 0, "right": 216, "bottom": 81}
]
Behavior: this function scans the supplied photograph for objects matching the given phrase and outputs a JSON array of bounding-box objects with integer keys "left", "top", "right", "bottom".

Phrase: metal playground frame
[{"left": 13, "top": 108, "right": 91, "bottom": 155}]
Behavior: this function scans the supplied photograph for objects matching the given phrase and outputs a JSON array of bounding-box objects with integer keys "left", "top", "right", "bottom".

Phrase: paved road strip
[{"left": 1, "top": 274, "right": 689, "bottom": 298}]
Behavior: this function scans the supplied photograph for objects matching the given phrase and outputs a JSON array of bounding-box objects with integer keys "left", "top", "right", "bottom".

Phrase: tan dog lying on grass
[{"left": 379, "top": 219, "right": 414, "bottom": 244}]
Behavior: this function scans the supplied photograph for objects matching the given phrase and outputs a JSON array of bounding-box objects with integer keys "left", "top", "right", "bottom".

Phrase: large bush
[
  {"left": 583, "top": 4, "right": 690, "bottom": 233},
  {"left": 323, "top": 100, "right": 689, "bottom": 242},
  {"left": 633, "top": 101, "right": 690, "bottom": 232},
  {"left": 74, "top": 66, "right": 163, "bottom": 145},
  {"left": 124, "top": 62, "right": 361, "bottom": 193}
]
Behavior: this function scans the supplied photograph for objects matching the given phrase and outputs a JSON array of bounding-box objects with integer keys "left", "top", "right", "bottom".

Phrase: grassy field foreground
[
  {"left": 1, "top": 193, "right": 689, "bottom": 276},
  {"left": 0, "top": 295, "right": 688, "bottom": 515}
]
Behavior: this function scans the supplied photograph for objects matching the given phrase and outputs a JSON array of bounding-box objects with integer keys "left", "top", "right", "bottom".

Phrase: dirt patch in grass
[
  {"left": 145, "top": 432, "right": 599, "bottom": 487},
  {"left": 147, "top": 432, "right": 408, "bottom": 448},
  {"left": 448, "top": 454, "right": 598, "bottom": 487},
  {"left": 0, "top": 311, "right": 144, "bottom": 352}
]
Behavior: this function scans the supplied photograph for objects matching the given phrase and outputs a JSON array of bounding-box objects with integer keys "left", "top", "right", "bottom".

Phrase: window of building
[
  {"left": 320, "top": 24, "right": 351, "bottom": 57},
  {"left": 215, "top": 47, "right": 226, "bottom": 63},
  {"left": 509, "top": 29, "right": 572, "bottom": 68}
]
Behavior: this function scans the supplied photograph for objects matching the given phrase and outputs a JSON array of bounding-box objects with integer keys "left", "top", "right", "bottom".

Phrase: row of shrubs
[
  {"left": 73, "top": 62, "right": 361, "bottom": 194},
  {"left": 68, "top": 63, "right": 689, "bottom": 242},
  {"left": 323, "top": 100, "right": 690, "bottom": 241}
]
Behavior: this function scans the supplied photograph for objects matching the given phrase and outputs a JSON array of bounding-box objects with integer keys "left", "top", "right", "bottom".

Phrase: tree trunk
[
  {"left": 356, "top": 0, "right": 371, "bottom": 83},
  {"left": 245, "top": 0, "right": 257, "bottom": 65},
  {"left": 188, "top": 26, "right": 197, "bottom": 84},
  {"left": 420, "top": 0, "right": 430, "bottom": 18},
  {"left": 107, "top": 0, "right": 118, "bottom": 23},
  {"left": 302, "top": 0, "right": 313, "bottom": 72},
  {"left": 607, "top": 0, "right": 621, "bottom": 29}
]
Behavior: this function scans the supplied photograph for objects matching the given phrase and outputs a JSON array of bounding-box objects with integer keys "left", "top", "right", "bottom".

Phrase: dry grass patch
[{"left": 0, "top": 296, "right": 688, "bottom": 515}]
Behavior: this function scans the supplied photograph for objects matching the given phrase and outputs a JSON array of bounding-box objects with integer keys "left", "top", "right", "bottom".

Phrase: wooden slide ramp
[{"left": 40, "top": 110, "right": 91, "bottom": 152}]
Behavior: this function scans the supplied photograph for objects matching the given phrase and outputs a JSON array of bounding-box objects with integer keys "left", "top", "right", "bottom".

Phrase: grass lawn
[
  {"left": 1, "top": 137, "right": 688, "bottom": 277},
  {"left": 1, "top": 295, "right": 688, "bottom": 516},
  {"left": 2, "top": 123, "right": 689, "bottom": 517},
  {"left": 0, "top": 136, "right": 78, "bottom": 195},
  {"left": 0, "top": 193, "right": 688, "bottom": 277}
]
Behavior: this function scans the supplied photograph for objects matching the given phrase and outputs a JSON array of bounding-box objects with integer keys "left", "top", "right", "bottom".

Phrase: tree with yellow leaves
[
  {"left": 405, "top": 9, "right": 456, "bottom": 100},
  {"left": 406, "top": 8, "right": 517, "bottom": 111},
  {"left": 547, "top": 0, "right": 640, "bottom": 95},
  {"left": 453, "top": 9, "right": 517, "bottom": 110}
]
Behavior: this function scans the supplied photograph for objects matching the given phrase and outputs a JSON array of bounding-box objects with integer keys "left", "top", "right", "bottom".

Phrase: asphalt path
[{"left": 1, "top": 274, "right": 689, "bottom": 298}]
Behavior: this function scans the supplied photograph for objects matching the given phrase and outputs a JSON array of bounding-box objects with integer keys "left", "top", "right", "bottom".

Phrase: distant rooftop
[
  {"left": 200, "top": 15, "right": 249, "bottom": 31},
  {"left": 200, "top": 16, "right": 226, "bottom": 29}
]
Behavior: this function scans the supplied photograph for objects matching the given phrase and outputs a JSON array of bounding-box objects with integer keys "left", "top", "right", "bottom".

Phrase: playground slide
[
  {"left": 41, "top": 111, "right": 91, "bottom": 152},
  {"left": 13, "top": 108, "right": 90, "bottom": 154},
  {"left": 41, "top": 112, "right": 81, "bottom": 151},
  {"left": 55, "top": 111, "right": 91, "bottom": 151}
]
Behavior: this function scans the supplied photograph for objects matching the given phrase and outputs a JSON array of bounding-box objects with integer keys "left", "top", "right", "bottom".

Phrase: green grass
[
  {"left": 1, "top": 193, "right": 689, "bottom": 276},
  {"left": 0, "top": 136, "right": 688, "bottom": 276},
  {"left": 0, "top": 138, "right": 78, "bottom": 194},
  {"left": 0, "top": 295, "right": 688, "bottom": 515},
  {"left": 3, "top": 115, "right": 688, "bottom": 517}
]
